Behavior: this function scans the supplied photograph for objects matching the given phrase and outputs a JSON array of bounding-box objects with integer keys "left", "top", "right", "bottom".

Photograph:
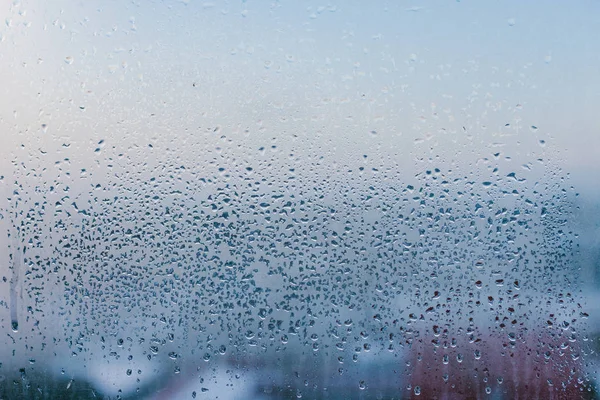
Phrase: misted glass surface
[{"left": 1, "top": 1, "right": 599, "bottom": 399}]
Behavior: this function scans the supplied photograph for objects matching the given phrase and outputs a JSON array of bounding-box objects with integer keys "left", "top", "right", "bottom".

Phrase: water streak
[{"left": 9, "top": 239, "right": 20, "bottom": 333}]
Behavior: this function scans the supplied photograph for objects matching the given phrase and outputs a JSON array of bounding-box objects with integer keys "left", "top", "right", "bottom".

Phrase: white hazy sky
[{"left": 1, "top": 1, "right": 598, "bottom": 188}]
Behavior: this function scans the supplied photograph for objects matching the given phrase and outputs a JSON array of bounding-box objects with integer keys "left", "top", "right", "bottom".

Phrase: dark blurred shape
[
  {"left": 0, "top": 369, "right": 101, "bottom": 400},
  {"left": 407, "top": 331, "right": 595, "bottom": 399}
]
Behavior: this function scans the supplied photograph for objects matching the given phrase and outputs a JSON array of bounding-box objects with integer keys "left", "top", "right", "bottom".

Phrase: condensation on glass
[{"left": 0, "top": 1, "right": 599, "bottom": 399}]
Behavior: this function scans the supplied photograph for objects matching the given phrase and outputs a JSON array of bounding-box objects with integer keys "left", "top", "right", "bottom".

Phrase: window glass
[{"left": 1, "top": 1, "right": 598, "bottom": 399}]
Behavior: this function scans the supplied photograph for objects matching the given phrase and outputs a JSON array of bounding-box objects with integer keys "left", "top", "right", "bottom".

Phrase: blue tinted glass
[{"left": 0, "top": 1, "right": 598, "bottom": 399}]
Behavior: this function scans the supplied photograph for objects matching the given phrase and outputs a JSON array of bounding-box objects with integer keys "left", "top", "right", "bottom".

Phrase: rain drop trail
[
  {"left": 9, "top": 239, "right": 20, "bottom": 333},
  {"left": 0, "top": 187, "right": 19, "bottom": 333}
]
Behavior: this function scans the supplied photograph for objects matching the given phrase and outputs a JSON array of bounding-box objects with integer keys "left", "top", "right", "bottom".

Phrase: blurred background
[{"left": 0, "top": 0, "right": 599, "bottom": 398}]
